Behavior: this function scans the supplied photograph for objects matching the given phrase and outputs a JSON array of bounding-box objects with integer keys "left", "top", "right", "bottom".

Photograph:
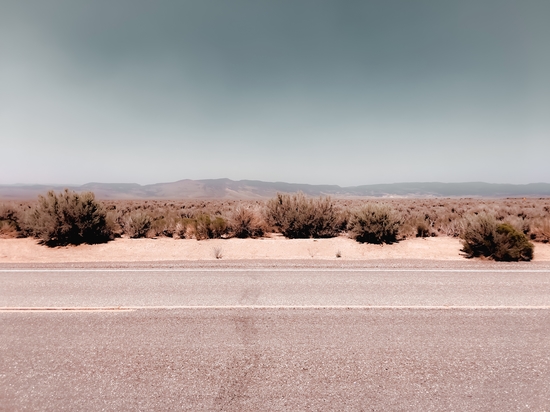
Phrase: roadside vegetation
[
  {"left": 264, "top": 193, "right": 342, "bottom": 238},
  {"left": 1, "top": 191, "right": 548, "bottom": 260},
  {"left": 459, "top": 212, "right": 534, "bottom": 261},
  {"left": 347, "top": 204, "right": 401, "bottom": 244},
  {"left": 24, "top": 190, "right": 112, "bottom": 246}
]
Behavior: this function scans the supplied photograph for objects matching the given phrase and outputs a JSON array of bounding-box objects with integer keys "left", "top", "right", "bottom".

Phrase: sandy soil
[{"left": 1, "top": 236, "right": 550, "bottom": 263}]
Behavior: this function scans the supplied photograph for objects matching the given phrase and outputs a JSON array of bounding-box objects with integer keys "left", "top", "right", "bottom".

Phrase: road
[{"left": 1, "top": 261, "right": 550, "bottom": 411}]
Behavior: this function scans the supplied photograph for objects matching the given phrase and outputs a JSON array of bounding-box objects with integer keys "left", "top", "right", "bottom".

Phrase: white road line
[
  {"left": 1, "top": 268, "right": 550, "bottom": 273},
  {"left": 0, "top": 308, "right": 134, "bottom": 312},
  {"left": 2, "top": 305, "right": 550, "bottom": 312}
]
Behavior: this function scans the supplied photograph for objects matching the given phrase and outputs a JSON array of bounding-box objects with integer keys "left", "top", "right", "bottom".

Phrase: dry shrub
[
  {"left": 0, "top": 204, "right": 24, "bottom": 238},
  {"left": 123, "top": 211, "right": 152, "bottom": 238},
  {"left": 18, "top": 195, "right": 543, "bottom": 245},
  {"left": 174, "top": 218, "right": 196, "bottom": 239},
  {"left": 401, "top": 213, "right": 435, "bottom": 238},
  {"left": 531, "top": 217, "right": 550, "bottom": 243},
  {"left": 194, "top": 214, "right": 228, "bottom": 240},
  {"left": 265, "top": 193, "right": 341, "bottom": 238},
  {"left": 415, "top": 219, "right": 432, "bottom": 238},
  {"left": 28, "top": 190, "right": 112, "bottom": 246},
  {"left": 460, "top": 212, "right": 534, "bottom": 261},
  {"left": 229, "top": 206, "right": 265, "bottom": 238},
  {"left": 0, "top": 221, "right": 18, "bottom": 238},
  {"left": 105, "top": 209, "right": 123, "bottom": 238},
  {"left": 347, "top": 204, "right": 402, "bottom": 244},
  {"left": 212, "top": 246, "right": 223, "bottom": 259}
]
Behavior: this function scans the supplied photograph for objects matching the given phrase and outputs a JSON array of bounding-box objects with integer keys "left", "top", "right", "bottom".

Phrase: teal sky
[{"left": 1, "top": 0, "right": 549, "bottom": 185}]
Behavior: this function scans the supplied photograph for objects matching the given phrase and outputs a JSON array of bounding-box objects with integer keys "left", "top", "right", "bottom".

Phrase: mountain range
[{"left": 1, "top": 179, "right": 550, "bottom": 200}]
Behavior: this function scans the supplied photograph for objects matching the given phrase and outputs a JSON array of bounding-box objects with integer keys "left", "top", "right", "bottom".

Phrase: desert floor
[{"left": 1, "top": 236, "right": 550, "bottom": 263}]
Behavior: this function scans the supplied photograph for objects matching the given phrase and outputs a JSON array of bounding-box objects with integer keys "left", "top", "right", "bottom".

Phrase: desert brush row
[{"left": 2, "top": 190, "right": 548, "bottom": 261}]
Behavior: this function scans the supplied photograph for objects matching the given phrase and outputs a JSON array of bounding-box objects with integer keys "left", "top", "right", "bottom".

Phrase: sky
[{"left": 1, "top": 0, "right": 549, "bottom": 186}]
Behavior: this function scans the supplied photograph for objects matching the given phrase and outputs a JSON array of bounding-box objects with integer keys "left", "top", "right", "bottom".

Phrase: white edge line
[
  {"left": 1, "top": 268, "right": 550, "bottom": 273},
  {"left": 2, "top": 305, "right": 550, "bottom": 311}
]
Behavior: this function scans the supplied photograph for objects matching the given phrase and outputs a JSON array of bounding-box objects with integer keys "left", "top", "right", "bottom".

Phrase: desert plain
[
  {"left": 3, "top": 196, "right": 550, "bottom": 411},
  {"left": 2, "top": 196, "right": 550, "bottom": 263}
]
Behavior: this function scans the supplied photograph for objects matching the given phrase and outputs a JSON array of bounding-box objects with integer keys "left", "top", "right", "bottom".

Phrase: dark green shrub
[
  {"left": 28, "top": 190, "right": 112, "bottom": 246},
  {"left": 264, "top": 193, "right": 341, "bottom": 238},
  {"left": 494, "top": 223, "right": 534, "bottom": 261},
  {"left": 347, "top": 204, "right": 402, "bottom": 244},
  {"left": 460, "top": 213, "right": 534, "bottom": 261}
]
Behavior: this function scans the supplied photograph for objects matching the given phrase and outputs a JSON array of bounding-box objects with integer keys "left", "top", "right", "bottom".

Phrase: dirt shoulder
[{"left": 1, "top": 236, "right": 550, "bottom": 263}]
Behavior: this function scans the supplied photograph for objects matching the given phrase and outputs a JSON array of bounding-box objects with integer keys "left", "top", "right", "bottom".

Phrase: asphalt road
[{"left": 1, "top": 261, "right": 550, "bottom": 411}]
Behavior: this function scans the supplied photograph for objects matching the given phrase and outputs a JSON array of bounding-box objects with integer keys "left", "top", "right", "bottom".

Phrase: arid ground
[
  {"left": 2, "top": 196, "right": 550, "bottom": 262},
  {"left": 2, "top": 236, "right": 550, "bottom": 263}
]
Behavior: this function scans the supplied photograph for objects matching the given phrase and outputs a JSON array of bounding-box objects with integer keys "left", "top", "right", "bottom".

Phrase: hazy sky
[{"left": 1, "top": 0, "right": 549, "bottom": 186}]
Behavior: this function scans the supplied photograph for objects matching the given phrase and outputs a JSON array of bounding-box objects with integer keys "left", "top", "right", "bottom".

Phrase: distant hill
[{"left": 1, "top": 179, "right": 550, "bottom": 200}]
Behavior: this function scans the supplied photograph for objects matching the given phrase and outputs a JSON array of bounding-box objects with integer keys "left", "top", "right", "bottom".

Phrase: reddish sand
[{"left": 1, "top": 236, "right": 549, "bottom": 263}]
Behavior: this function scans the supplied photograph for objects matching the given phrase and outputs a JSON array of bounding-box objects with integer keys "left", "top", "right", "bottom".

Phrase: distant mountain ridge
[{"left": 1, "top": 179, "right": 550, "bottom": 200}]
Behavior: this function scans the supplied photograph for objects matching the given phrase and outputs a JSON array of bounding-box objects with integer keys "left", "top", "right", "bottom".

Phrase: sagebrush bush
[
  {"left": 531, "top": 217, "right": 550, "bottom": 243},
  {"left": 174, "top": 218, "right": 195, "bottom": 239},
  {"left": 265, "top": 193, "right": 341, "bottom": 238},
  {"left": 194, "top": 214, "right": 228, "bottom": 240},
  {"left": 347, "top": 204, "right": 402, "bottom": 244},
  {"left": 229, "top": 206, "right": 265, "bottom": 238},
  {"left": 28, "top": 190, "right": 112, "bottom": 246},
  {"left": 0, "top": 220, "right": 18, "bottom": 237},
  {"left": 0, "top": 204, "right": 23, "bottom": 238},
  {"left": 460, "top": 212, "right": 534, "bottom": 261},
  {"left": 123, "top": 211, "right": 152, "bottom": 238}
]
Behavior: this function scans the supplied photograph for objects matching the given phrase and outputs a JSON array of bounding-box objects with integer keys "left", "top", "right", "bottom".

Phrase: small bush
[
  {"left": 194, "top": 214, "right": 228, "bottom": 240},
  {"left": 264, "top": 192, "right": 341, "bottom": 238},
  {"left": 347, "top": 204, "right": 402, "bottom": 244},
  {"left": 212, "top": 246, "right": 223, "bottom": 259},
  {"left": 229, "top": 206, "right": 265, "bottom": 238},
  {"left": 174, "top": 218, "right": 195, "bottom": 239},
  {"left": 123, "top": 211, "right": 152, "bottom": 238},
  {"left": 494, "top": 223, "right": 534, "bottom": 261},
  {"left": 0, "top": 220, "right": 18, "bottom": 238},
  {"left": 28, "top": 190, "right": 112, "bottom": 246},
  {"left": 460, "top": 213, "right": 534, "bottom": 261},
  {"left": 531, "top": 217, "right": 550, "bottom": 243},
  {"left": 0, "top": 204, "right": 24, "bottom": 238}
]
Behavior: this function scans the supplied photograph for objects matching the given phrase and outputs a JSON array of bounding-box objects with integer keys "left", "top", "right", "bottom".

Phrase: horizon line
[{"left": 2, "top": 179, "right": 550, "bottom": 187}]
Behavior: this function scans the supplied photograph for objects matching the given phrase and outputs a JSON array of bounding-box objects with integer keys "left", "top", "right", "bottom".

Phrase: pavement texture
[{"left": 1, "top": 261, "right": 550, "bottom": 411}]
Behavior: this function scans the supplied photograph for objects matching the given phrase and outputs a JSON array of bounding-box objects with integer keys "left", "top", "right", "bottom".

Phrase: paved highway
[{"left": 1, "top": 261, "right": 550, "bottom": 411}]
